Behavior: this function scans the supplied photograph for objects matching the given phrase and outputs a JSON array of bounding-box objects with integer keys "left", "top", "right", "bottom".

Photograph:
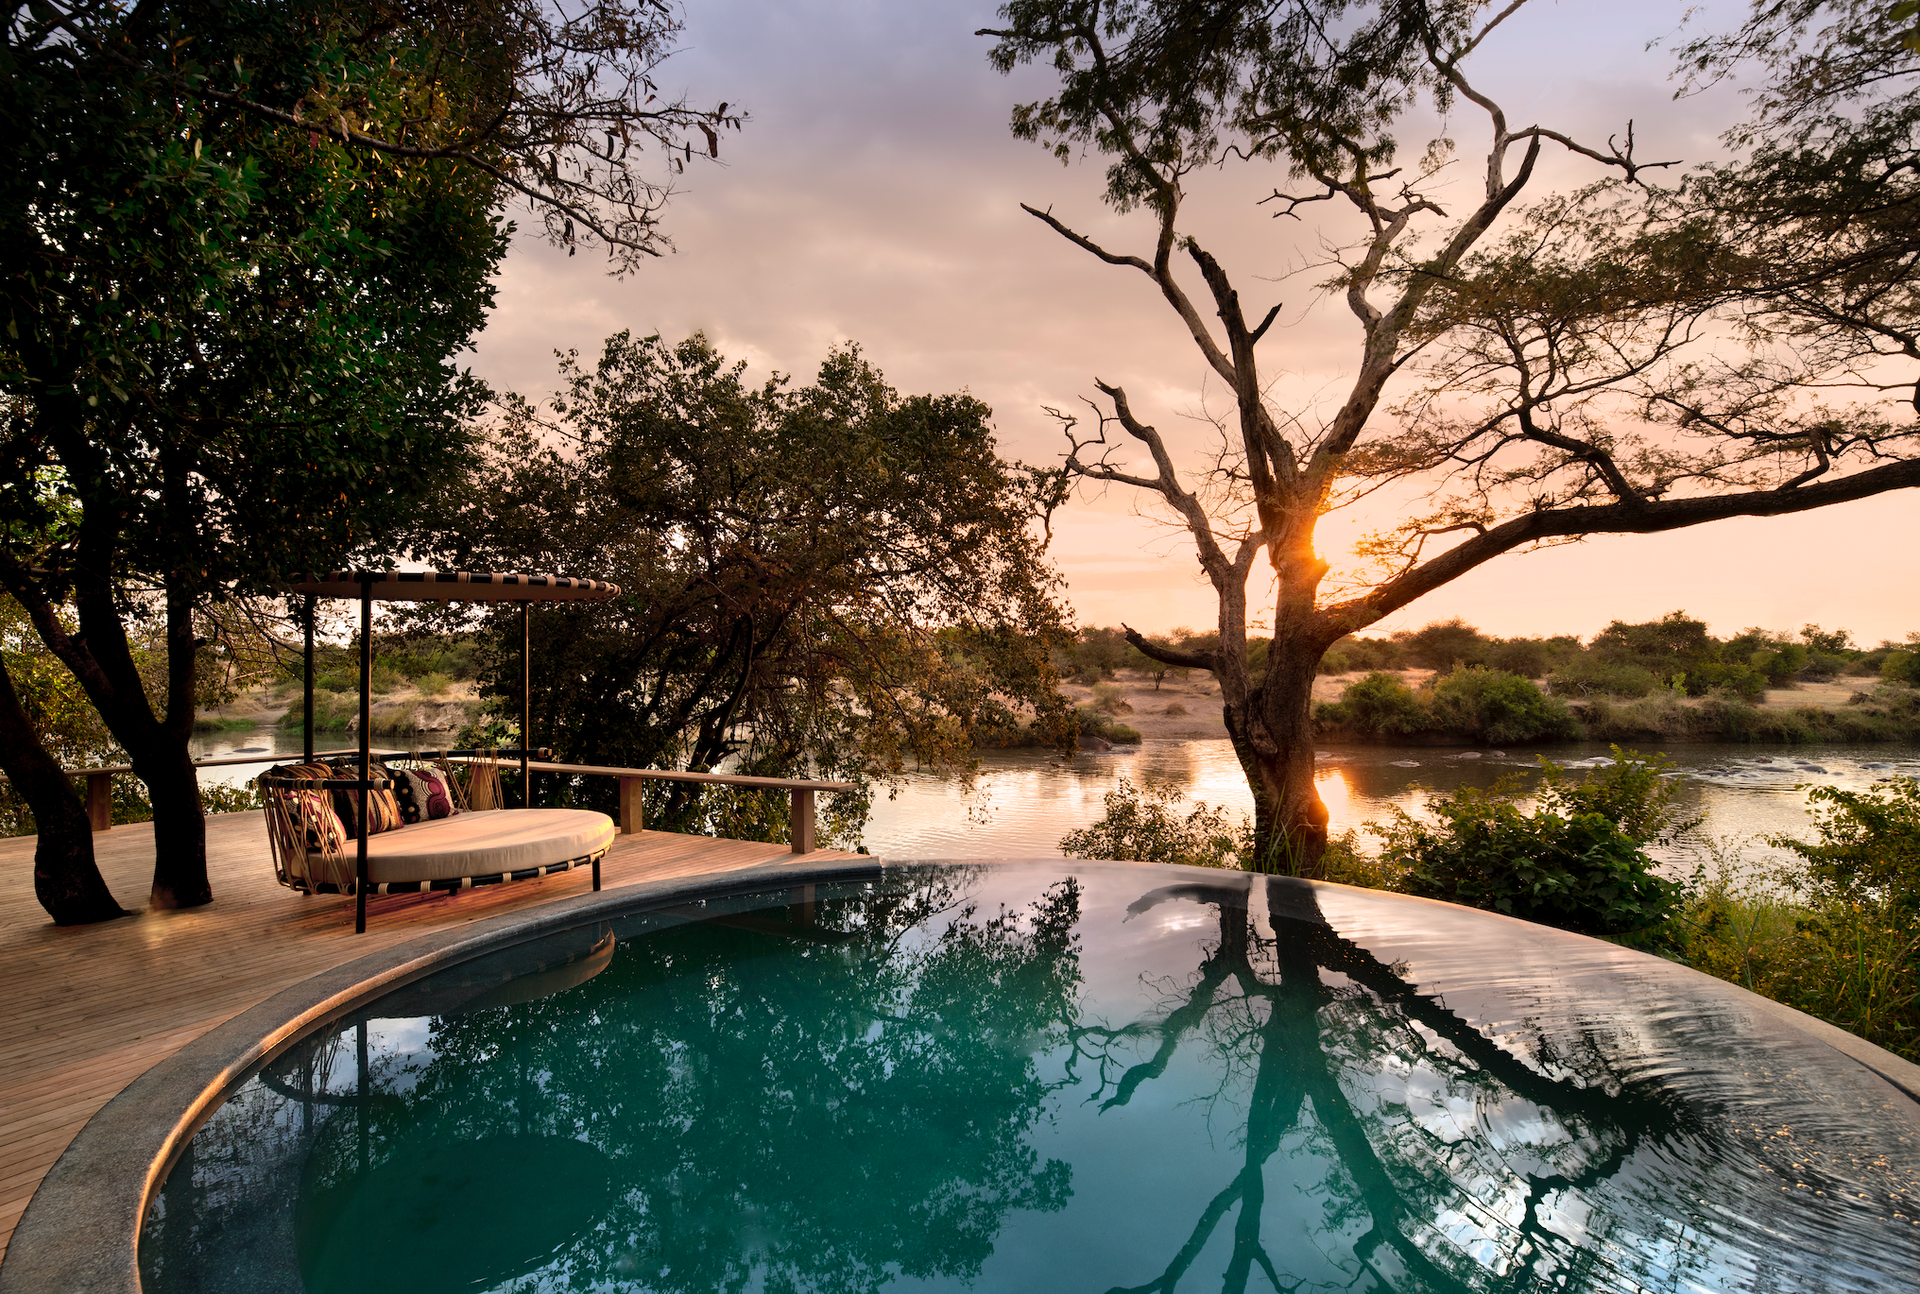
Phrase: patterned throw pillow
[
  {"left": 284, "top": 788, "right": 349, "bottom": 854},
  {"left": 327, "top": 764, "right": 405, "bottom": 838},
  {"left": 397, "top": 766, "right": 459, "bottom": 822}
]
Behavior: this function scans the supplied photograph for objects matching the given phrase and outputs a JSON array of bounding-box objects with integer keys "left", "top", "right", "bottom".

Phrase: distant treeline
[{"left": 1057, "top": 612, "right": 1920, "bottom": 746}]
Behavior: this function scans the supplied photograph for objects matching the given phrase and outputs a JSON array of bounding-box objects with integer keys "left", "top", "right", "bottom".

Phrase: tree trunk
[
  {"left": 136, "top": 738, "right": 209, "bottom": 909},
  {"left": 1234, "top": 642, "right": 1330, "bottom": 876},
  {"left": 0, "top": 658, "right": 128, "bottom": 925}
]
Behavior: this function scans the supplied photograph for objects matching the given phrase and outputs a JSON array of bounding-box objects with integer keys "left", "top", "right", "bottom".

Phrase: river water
[{"left": 193, "top": 729, "right": 1920, "bottom": 870}]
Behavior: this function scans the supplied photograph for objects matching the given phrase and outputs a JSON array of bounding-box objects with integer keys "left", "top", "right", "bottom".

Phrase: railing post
[
  {"left": 789, "top": 787, "right": 815, "bottom": 855},
  {"left": 85, "top": 773, "right": 112, "bottom": 833},
  {"left": 619, "top": 776, "right": 644, "bottom": 835}
]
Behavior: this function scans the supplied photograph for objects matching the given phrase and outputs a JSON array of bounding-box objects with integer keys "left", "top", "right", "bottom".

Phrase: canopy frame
[{"left": 287, "top": 570, "right": 621, "bottom": 931}]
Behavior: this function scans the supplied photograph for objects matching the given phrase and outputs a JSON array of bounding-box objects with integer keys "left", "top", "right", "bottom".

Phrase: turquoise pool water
[{"left": 140, "top": 863, "right": 1920, "bottom": 1293}]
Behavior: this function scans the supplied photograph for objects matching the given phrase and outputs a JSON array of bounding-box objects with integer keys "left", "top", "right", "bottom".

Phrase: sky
[{"left": 464, "top": 0, "right": 1919, "bottom": 648}]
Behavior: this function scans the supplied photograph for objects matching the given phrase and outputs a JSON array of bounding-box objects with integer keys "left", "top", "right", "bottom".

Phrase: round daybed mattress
[{"left": 359, "top": 809, "right": 615, "bottom": 885}]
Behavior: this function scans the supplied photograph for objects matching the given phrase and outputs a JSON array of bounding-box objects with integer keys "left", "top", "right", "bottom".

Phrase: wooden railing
[
  {"left": 13, "top": 750, "right": 854, "bottom": 856},
  {"left": 506, "top": 759, "right": 857, "bottom": 855}
]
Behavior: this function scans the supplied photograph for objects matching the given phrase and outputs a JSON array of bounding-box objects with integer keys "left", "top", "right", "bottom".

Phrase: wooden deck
[{"left": 0, "top": 813, "right": 862, "bottom": 1265}]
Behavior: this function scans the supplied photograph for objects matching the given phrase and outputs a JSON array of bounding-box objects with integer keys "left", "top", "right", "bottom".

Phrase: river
[{"left": 192, "top": 729, "right": 1919, "bottom": 871}]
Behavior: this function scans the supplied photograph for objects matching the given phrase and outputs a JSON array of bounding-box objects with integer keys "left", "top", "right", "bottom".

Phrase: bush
[
  {"left": 1671, "top": 785, "right": 1920, "bottom": 1061},
  {"left": 1429, "top": 666, "right": 1579, "bottom": 743},
  {"left": 1163, "top": 701, "right": 1188, "bottom": 716},
  {"left": 1882, "top": 650, "right": 1920, "bottom": 686},
  {"left": 1091, "top": 682, "right": 1133, "bottom": 715},
  {"left": 1750, "top": 643, "right": 1809, "bottom": 686},
  {"left": 415, "top": 671, "right": 452, "bottom": 697},
  {"left": 1376, "top": 787, "right": 1685, "bottom": 936},
  {"left": 1683, "top": 661, "right": 1767, "bottom": 700},
  {"left": 1318, "top": 671, "right": 1428, "bottom": 735},
  {"left": 1060, "top": 776, "right": 1245, "bottom": 868},
  {"left": 1485, "top": 637, "right": 1554, "bottom": 679},
  {"left": 1547, "top": 658, "right": 1656, "bottom": 699},
  {"left": 1073, "top": 706, "right": 1141, "bottom": 744}
]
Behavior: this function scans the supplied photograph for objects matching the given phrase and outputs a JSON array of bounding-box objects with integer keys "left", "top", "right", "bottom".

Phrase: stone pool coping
[{"left": 5, "top": 857, "right": 1917, "bottom": 1294}]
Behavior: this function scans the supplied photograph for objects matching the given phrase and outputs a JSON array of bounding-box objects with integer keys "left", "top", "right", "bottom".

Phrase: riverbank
[{"left": 1000, "top": 669, "right": 1920, "bottom": 748}]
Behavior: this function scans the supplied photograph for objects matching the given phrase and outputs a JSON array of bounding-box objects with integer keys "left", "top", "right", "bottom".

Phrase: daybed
[
  {"left": 278, "top": 568, "right": 625, "bottom": 931},
  {"left": 262, "top": 754, "right": 615, "bottom": 913}
]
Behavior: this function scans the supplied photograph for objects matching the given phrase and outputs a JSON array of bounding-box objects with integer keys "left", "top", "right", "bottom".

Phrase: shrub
[
  {"left": 1750, "top": 643, "right": 1809, "bottom": 686},
  {"left": 1060, "top": 776, "right": 1245, "bottom": 868},
  {"left": 1073, "top": 706, "right": 1141, "bottom": 743},
  {"left": 1319, "top": 671, "right": 1428, "bottom": 735},
  {"left": 1882, "top": 650, "right": 1920, "bottom": 686},
  {"left": 1375, "top": 787, "right": 1685, "bottom": 936},
  {"left": 1485, "top": 637, "right": 1554, "bottom": 678},
  {"left": 1163, "top": 701, "right": 1188, "bottom": 716},
  {"left": 1091, "top": 682, "right": 1133, "bottom": 715},
  {"left": 1684, "top": 661, "right": 1767, "bottom": 700},
  {"left": 1773, "top": 776, "right": 1920, "bottom": 919},
  {"left": 1429, "top": 666, "right": 1579, "bottom": 744},
  {"left": 1547, "top": 658, "right": 1657, "bottom": 699},
  {"left": 1537, "top": 747, "right": 1701, "bottom": 847},
  {"left": 415, "top": 671, "right": 452, "bottom": 697}
]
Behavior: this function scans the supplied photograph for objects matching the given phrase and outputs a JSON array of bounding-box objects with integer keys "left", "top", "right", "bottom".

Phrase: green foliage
[
  {"left": 1372, "top": 750, "right": 1691, "bottom": 937},
  {"left": 1318, "top": 670, "right": 1427, "bottom": 735},
  {"left": 1059, "top": 777, "right": 1245, "bottom": 868},
  {"left": 1428, "top": 666, "right": 1579, "bottom": 744},
  {"left": 1395, "top": 618, "right": 1489, "bottom": 672},
  {"left": 414, "top": 334, "right": 1075, "bottom": 843},
  {"left": 1536, "top": 748, "right": 1702, "bottom": 848},
  {"left": 1377, "top": 788, "right": 1685, "bottom": 937},
  {"left": 1884, "top": 650, "right": 1920, "bottom": 686},
  {"left": 1090, "top": 682, "right": 1132, "bottom": 714},
  {"left": 1774, "top": 777, "right": 1920, "bottom": 919},
  {"left": 1672, "top": 784, "right": 1920, "bottom": 1063},
  {"left": 1549, "top": 658, "right": 1657, "bottom": 699}
]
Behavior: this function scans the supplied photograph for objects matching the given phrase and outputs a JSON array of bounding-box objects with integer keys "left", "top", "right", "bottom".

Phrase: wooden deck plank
[{"left": 0, "top": 812, "right": 861, "bottom": 1267}]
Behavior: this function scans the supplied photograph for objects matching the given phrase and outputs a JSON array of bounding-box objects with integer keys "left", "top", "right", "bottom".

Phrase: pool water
[{"left": 140, "top": 863, "right": 1920, "bottom": 1293}]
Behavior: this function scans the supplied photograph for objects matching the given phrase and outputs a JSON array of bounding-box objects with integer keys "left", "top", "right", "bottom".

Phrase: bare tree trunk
[
  {"left": 0, "top": 656, "right": 128, "bottom": 924},
  {"left": 1241, "top": 646, "right": 1330, "bottom": 875}
]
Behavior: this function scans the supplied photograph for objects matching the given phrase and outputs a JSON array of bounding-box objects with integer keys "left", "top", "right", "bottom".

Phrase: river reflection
[
  {"left": 866, "top": 739, "right": 1920, "bottom": 867},
  {"left": 142, "top": 864, "right": 1920, "bottom": 1294}
]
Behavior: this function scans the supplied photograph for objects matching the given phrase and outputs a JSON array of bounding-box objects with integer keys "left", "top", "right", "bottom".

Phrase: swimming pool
[{"left": 135, "top": 861, "right": 1919, "bottom": 1293}]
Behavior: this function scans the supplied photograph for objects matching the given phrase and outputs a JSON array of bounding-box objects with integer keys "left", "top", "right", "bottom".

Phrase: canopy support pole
[
  {"left": 302, "top": 594, "right": 315, "bottom": 764},
  {"left": 521, "top": 600, "right": 531, "bottom": 810},
  {"left": 356, "top": 576, "right": 372, "bottom": 934}
]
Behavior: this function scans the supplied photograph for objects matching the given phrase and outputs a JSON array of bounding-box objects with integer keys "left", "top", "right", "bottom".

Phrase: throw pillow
[{"left": 398, "top": 766, "right": 459, "bottom": 822}]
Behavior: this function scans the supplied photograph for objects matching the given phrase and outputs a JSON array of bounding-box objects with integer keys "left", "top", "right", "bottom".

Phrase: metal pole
[
  {"left": 303, "top": 594, "right": 316, "bottom": 764},
  {"left": 356, "top": 576, "right": 372, "bottom": 934},
  {"left": 521, "top": 599, "right": 531, "bottom": 809}
]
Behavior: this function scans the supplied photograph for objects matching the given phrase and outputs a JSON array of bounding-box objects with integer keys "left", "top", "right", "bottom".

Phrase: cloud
[{"left": 466, "top": 0, "right": 1920, "bottom": 644}]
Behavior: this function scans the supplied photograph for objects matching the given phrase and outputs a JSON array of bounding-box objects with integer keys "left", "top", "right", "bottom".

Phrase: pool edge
[{"left": 0, "top": 856, "right": 890, "bottom": 1294}]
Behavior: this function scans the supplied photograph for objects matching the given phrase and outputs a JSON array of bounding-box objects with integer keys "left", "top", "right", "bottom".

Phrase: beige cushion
[{"left": 360, "top": 809, "right": 614, "bottom": 884}]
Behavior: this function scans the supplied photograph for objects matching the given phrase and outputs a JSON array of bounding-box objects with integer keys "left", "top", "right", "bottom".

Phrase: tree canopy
[
  {"left": 982, "top": 0, "right": 1920, "bottom": 870},
  {"left": 411, "top": 333, "right": 1074, "bottom": 844},
  {"left": 0, "top": 0, "right": 738, "bottom": 919}
]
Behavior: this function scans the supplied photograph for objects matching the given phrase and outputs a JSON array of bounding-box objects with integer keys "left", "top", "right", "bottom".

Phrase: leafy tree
[
  {"left": 981, "top": 0, "right": 1920, "bottom": 873},
  {"left": 1396, "top": 617, "right": 1488, "bottom": 672},
  {"left": 1059, "top": 775, "right": 1245, "bottom": 866},
  {"left": 1315, "top": 670, "right": 1428, "bottom": 737},
  {"left": 1428, "top": 664, "right": 1578, "bottom": 744},
  {"left": 0, "top": 0, "right": 735, "bottom": 919},
  {"left": 412, "top": 333, "right": 1074, "bottom": 841}
]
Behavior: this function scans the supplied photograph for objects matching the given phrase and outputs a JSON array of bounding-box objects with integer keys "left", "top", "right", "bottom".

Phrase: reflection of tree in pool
[
  {"left": 1074, "top": 876, "right": 1717, "bottom": 1294},
  {"left": 300, "top": 870, "right": 1085, "bottom": 1294}
]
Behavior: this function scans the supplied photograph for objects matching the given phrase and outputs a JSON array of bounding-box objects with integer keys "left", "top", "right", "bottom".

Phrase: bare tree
[{"left": 982, "top": 0, "right": 1920, "bottom": 871}]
